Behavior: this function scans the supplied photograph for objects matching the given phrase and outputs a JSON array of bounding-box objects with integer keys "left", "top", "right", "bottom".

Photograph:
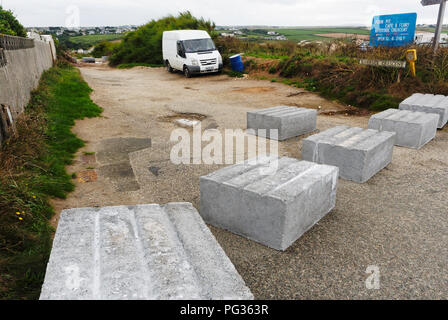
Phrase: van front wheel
[
  {"left": 184, "top": 66, "right": 192, "bottom": 78},
  {"left": 166, "top": 61, "right": 174, "bottom": 73}
]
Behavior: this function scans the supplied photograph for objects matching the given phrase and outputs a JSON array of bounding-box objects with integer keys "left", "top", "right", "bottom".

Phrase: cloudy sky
[{"left": 1, "top": 0, "right": 444, "bottom": 27}]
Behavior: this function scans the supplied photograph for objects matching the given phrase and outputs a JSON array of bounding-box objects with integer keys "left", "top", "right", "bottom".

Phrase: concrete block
[
  {"left": 247, "top": 106, "right": 317, "bottom": 141},
  {"left": 302, "top": 126, "right": 395, "bottom": 183},
  {"left": 40, "top": 203, "right": 253, "bottom": 300},
  {"left": 200, "top": 156, "right": 339, "bottom": 251},
  {"left": 368, "top": 109, "right": 439, "bottom": 149},
  {"left": 399, "top": 93, "right": 448, "bottom": 128}
]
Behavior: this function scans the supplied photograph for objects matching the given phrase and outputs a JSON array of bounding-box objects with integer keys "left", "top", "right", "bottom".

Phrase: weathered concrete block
[
  {"left": 200, "top": 156, "right": 338, "bottom": 251},
  {"left": 302, "top": 126, "right": 395, "bottom": 183},
  {"left": 368, "top": 109, "right": 439, "bottom": 149},
  {"left": 40, "top": 203, "right": 253, "bottom": 300},
  {"left": 247, "top": 106, "right": 317, "bottom": 141},
  {"left": 399, "top": 93, "right": 448, "bottom": 128}
]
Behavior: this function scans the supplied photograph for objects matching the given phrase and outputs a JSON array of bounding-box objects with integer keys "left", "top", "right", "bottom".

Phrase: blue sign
[{"left": 370, "top": 13, "right": 417, "bottom": 47}]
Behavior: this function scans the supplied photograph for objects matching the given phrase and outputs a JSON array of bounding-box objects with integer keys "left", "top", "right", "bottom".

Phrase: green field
[
  {"left": 271, "top": 28, "right": 370, "bottom": 41},
  {"left": 416, "top": 27, "right": 448, "bottom": 34},
  {"left": 219, "top": 27, "right": 371, "bottom": 41},
  {"left": 69, "top": 34, "right": 124, "bottom": 48}
]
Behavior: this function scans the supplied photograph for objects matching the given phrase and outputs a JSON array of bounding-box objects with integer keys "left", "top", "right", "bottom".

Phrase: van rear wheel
[
  {"left": 184, "top": 66, "right": 192, "bottom": 78},
  {"left": 166, "top": 61, "right": 174, "bottom": 73}
]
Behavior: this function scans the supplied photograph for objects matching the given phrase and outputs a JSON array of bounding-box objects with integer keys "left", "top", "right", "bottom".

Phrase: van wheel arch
[{"left": 183, "top": 65, "right": 192, "bottom": 78}]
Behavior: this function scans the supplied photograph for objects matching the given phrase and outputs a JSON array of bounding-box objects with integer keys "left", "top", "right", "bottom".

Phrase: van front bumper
[{"left": 187, "top": 64, "right": 223, "bottom": 74}]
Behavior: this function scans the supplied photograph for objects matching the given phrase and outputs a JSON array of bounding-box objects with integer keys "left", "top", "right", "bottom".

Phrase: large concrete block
[
  {"left": 399, "top": 93, "right": 448, "bottom": 128},
  {"left": 302, "top": 126, "right": 395, "bottom": 183},
  {"left": 200, "top": 156, "right": 338, "bottom": 251},
  {"left": 247, "top": 106, "right": 317, "bottom": 141},
  {"left": 368, "top": 109, "right": 439, "bottom": 149},
  {"left": 40, "top": 203, "right": 253, "bottom": 300}
]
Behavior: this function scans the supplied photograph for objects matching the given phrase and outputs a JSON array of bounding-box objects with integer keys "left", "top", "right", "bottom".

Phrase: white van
[{"left": 162, "top": 30, "right": 223, "bottom": 78}]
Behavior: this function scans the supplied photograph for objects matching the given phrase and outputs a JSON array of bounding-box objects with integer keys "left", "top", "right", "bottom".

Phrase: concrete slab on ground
[
  {"left": 302, "top": 126, "right": 395, "bottom": 183},
  {"left": 40, "top": 203, "right": 253, "bottom": 300},
  {"left": 200, "top": 156, "right": 339, "bottom": 251},
  {"left": 369, "top": 109, "right": 439, "bottom": 149},
  {"left": 247, "top": 106, "right": 317, "bottom": 141},
  {"left": 399, "top": 93, "right": 448, "bottom": 129}
]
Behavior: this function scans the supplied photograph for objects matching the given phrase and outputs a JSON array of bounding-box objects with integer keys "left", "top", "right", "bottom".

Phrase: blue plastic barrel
[{"left": 229, "top": 54, "right": 244, "bottom": 72}]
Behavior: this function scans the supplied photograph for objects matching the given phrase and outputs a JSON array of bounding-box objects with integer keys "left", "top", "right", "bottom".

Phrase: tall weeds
[{"left": 217, "top": 37, "right": 448, "bottom": 110}]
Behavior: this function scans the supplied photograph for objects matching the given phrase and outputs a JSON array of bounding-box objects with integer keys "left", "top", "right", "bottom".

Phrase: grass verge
[
  {"left": 0, "top": 62, "right": 102, "bottom": 300},
  {"left": 116, "top": 63, "right": 163, "bottom": 69}
]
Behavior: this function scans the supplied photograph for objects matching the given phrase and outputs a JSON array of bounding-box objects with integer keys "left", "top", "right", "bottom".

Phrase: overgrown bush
[
  {"left": 110, "top": 11, "right": 215, "bottom": 66},
  {"left": 91, "top": 41, "right": 120, "bottom": 58},
  {"left": 219, "top": 37, "right": 448, "bottom": 111},
  {"left": 0, "top": 5, "right": 26, "bottom": 37}
]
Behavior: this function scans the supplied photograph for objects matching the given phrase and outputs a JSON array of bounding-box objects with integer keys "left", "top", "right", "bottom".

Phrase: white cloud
[{"left": 1, "top": 0, "right": 444, "bottom": 27}]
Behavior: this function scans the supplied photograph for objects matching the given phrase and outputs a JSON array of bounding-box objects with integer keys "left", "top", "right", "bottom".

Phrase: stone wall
[{"left": 0, "top": 34, "right": 53, "bottom": 144}]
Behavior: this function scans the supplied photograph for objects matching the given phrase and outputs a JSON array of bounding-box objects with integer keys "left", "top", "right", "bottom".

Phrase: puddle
[
  {"left": 176, "top": 119, "right": 200, "bottom": 128},
  {"left": 158, "top": 112, "right": 207, "bottom": 126}
]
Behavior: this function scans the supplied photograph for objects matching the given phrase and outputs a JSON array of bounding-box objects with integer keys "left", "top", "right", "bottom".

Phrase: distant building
[
  {"left": 265, "top": 35, "right": 287, "bottom": 41},
  {"left": 415, "top": 32, "right": 448, "bottom": 45}
]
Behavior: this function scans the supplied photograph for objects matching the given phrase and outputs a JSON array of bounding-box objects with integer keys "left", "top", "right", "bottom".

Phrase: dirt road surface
[{"left": 52, "top": 65, "right": 448, "bottom": 300}]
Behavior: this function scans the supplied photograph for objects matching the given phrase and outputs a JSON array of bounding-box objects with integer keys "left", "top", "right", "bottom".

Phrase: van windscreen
[{"left": 182, "top": 38, "right": 216, "bottom": 53}]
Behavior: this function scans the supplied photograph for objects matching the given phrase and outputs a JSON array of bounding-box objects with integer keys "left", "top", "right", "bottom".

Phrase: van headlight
[
  {"left": 191, "top": 59, "right": 199, "bottom": 66},
  {"left": 218, "top": 55, "right": 223, "bottom": 64}
]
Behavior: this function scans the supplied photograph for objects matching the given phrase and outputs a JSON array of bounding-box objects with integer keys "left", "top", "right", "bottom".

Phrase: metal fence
[{"left": 0, "top": 34, "right": 35, "bottom": 50}]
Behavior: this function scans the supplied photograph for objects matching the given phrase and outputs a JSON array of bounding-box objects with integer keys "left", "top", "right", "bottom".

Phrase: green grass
[
  {"left": 271, "top": 28, "right": 370, "bottom": 41},
  {"left": 0, "top": 63, "right": 102, "bottom": 299},
  {"left": 416, "top": 27, "right": 448, "bottom": 34},
  {"left": 116, "top": 63, "right": 163, "bottom": 69},
  {"left": 220, "top": 27, "right": 371, "bottom": 41},
  {"left": 226, "top": 70, "right": 245, "bottom": 78},
  {"left": 244, "top": 52, "right": 290, "bottom": 60},
  {"left": 69, "top": 34, "right": 124, "bottom": 48}
]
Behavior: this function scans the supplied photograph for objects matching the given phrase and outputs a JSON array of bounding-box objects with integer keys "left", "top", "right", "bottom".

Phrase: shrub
[
  {"left": 0, "top": 5, "right": 26, "bottom": 37},
  {"left": 110, "top": 11, "right": 215, "bottom": 66},
  {"left": 91, "top": 41, "right": 120, "bottom": 58},
  {"left": 217, "top": 37, "right": 448, "bottom": 111},
  {"left": 268, "top": 66, "right": 277, "bottom": 74}
]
